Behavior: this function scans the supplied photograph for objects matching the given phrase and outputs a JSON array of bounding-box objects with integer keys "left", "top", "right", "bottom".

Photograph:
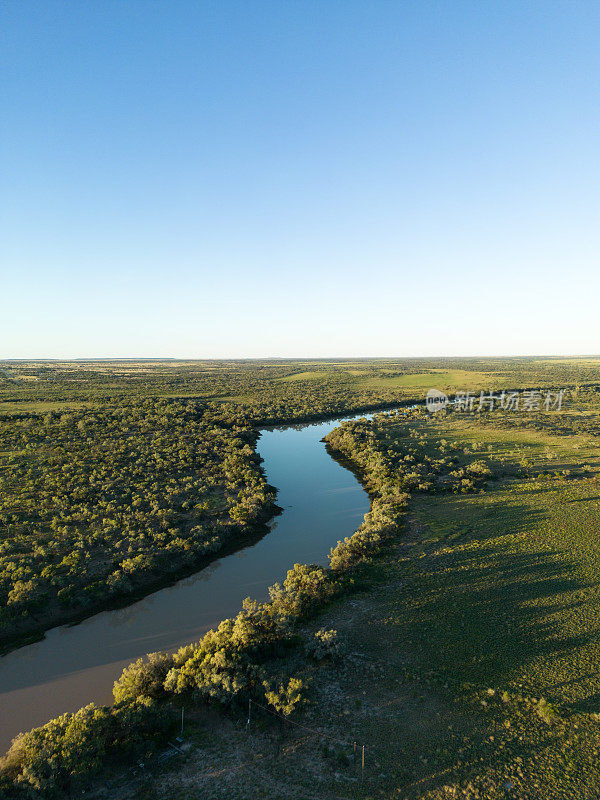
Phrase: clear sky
[{"left": 2, "top": 1, "right": 600, "bottom": 359}]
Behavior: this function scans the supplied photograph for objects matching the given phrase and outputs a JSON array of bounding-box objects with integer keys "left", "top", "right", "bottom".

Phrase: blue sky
[{"left": 2, "top": 1, "right": 600, "bottom": 358}]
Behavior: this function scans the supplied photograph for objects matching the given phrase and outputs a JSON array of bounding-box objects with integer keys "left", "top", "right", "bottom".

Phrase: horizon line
[{"left": 2, "top": 354, "right": 600, "bottom": 363}]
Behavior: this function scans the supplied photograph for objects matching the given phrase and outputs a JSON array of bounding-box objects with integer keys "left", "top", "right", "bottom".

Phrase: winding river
[{"left": 0, "top": 410, "right": 383, "bottom": 751}]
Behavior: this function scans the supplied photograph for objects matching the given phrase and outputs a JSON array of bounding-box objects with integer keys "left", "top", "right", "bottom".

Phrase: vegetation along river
[{"left": 0, "top": 410, "right": 389, "bottom": 751}]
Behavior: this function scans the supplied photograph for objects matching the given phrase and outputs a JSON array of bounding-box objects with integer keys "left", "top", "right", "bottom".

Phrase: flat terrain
[{"left": 361, "top": 368, "right": 500, "bottom": 391}]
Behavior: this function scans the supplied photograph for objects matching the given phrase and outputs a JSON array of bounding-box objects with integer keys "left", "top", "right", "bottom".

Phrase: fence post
[
  {"left": 361, "top": 744, "right": 365, "bottom": 780},
  {"left": 247, "top": 698, "right": 252, "bottom": 730}
]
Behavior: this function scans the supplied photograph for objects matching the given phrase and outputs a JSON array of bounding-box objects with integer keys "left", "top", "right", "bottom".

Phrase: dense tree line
[{"left": 0, "top": 399, "right": 276, "bottom": 647}]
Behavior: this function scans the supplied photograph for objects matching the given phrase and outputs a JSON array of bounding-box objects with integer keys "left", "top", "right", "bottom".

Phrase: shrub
[
  {"left": 535, "top": 697, "right": 558, "bottom": 725},
  {"left": 263, "top": 677, "right": 307, "bottom": 717},
  {"left": 466, "top": 460, "right": 492, "bottom": 479},
  {"left": 307, "top": 629, "right": 340, "bottom": 661}
]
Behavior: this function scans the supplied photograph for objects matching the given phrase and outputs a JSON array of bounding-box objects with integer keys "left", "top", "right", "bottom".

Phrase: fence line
[{"left": 247, "top": 700, "right": 365, "bottom": 760}]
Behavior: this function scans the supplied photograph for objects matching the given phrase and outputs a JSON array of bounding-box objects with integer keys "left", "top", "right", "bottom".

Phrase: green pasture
[
  {"left": 278, "top": 370, "right": 330, "bottom": 381},
  {"left": 361, "top": 369, "right": 500, "bottom": 391},
  {"left": 413, "top": 414, "right": 600, "bottom": 471}
]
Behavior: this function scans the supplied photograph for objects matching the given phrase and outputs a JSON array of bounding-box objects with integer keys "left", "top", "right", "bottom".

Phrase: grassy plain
[
  {"left": 361, "top": 368, "right": 501, "bottom": 391},
  {"left": 3, "top": 356, "right": 600, "bottom": 412},
  {"left": 278, "top": 371, "right": 330, "bottom": 381}
]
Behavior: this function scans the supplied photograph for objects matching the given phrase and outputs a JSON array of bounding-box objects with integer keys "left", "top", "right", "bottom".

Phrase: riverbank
[
  {"left": 0, "top": 402, "right": 283, "bottom": 657},
  {"left": 0, "top": 503, "right": 281, "bottom": 658}
]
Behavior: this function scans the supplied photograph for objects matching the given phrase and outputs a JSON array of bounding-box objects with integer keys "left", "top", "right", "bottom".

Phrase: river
[{"left": 0, "top": 410, "right": 385, "bottom": 752}]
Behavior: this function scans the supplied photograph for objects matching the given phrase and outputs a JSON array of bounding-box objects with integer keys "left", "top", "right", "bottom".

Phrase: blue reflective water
[{"left": 0, "top": 410, "right": 382, "bottom": 750}]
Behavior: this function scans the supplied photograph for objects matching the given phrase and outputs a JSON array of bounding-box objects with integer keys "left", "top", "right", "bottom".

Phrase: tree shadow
[
  {"left": 566, "top": 495, "right": 600, "bottom": 503},
  {"left": 567, "top": 692, "right": 600, "bottom": 715},
  {"left": 393, "top": 500, "right": 595, "bottom": 689},
  {"left": 378, "top": 491, "right": 600, "bottom": 797}
]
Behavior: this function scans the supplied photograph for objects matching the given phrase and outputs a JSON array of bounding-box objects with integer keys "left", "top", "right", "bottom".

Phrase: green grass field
[
  {"left": 277, "top": 366, "right": 502, "bottom": 391},
  {"left": 363, "top": 419, "right": 600, "bottom": 798},
  {"left": 0, "top": 400, "right": 99, "bottom": 415},
  {"left": 361, "top": 369, "right": 501, "bottom": 391},
  {"left": 278, "top": 370, "right": 330, "bottom": 381}
]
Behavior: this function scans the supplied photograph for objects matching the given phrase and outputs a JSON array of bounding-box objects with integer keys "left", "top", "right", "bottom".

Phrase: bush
[
  {"left": 466, "top": 460, "right": 492, "bottom": 479},
  {"left": 307, "top": 629, "right": 340, "bottom": 661},
  {"left": 263, "top": 677, "right": 307, "bottom": 717}
]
